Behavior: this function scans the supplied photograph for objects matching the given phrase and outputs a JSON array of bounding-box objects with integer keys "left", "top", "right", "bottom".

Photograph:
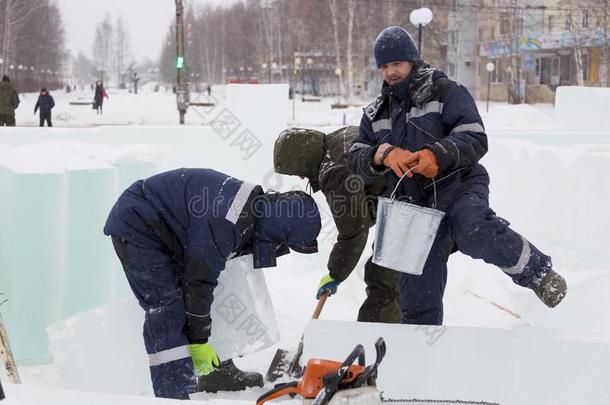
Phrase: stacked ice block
[{"left": 0, "top": 142, "right": 162, "bottom": 362}]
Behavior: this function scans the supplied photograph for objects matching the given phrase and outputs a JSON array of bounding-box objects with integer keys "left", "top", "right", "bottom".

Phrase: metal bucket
[{"left": 373, "top": 169, "right": 445, "bottom": 275}]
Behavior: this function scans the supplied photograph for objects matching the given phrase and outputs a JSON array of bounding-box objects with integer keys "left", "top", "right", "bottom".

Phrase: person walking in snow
[
  {"left": 0, "top": 75, "right": 20, "bottom": 127},
  {"left": 274, "top": 126, "right": 401, "bottom": 323},
  {"left": 346, "top": 26, "right": 567, "bottom": 326},
  {"left": 34, "top": 88, "right": 55, "bottom": 127},
  {"left": 104, "top": 168, "right": 321, "bottom": 399},
  {"left": 93, "top": 81, "right": 108, "bottom": 114}
]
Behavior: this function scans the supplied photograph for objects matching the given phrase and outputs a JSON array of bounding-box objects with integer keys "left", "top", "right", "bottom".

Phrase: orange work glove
[
  {"left": 383, "top": 147, "right": 415, "bottom": 177},
  {"left": 402, "top": 149, "right": 439, "bottom": 178}
]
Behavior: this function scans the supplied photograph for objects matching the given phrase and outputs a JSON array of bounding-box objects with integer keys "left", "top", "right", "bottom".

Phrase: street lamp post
[
  {"left": 175, "top": 0, "right": 188, "bottom": 125},
  {"left": 306, "top": 57, "right": 313, "bottom": 99},
  {"left": 334, "top": 67, "right": 342, "bottom": 104},
  {"left": 271, "top": 62, "right": 277, "bottom": 83},
  {"left": 409, "top": 8, "right": 433, "bottom": 58},
  {"left": 486, "top": 62, "right": 495, "bottom": 113}
]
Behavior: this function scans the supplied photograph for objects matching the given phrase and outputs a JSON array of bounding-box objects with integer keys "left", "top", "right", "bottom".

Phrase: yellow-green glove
[
  {"left": 189, "top": 343, "right": 220, "bottom": 376},
  {"left": 317, "top": 274, "right": 340, "bottom": 299}
]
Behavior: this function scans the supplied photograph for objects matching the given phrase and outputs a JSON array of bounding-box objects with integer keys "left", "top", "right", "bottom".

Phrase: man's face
[{"left": 380, "top": 61, "right": 414, "bottom": 85}]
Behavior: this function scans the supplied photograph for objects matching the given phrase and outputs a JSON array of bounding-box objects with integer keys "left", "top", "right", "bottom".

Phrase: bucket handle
[{"left": 390, "top": 167, "right": 438, "bottom": 208}]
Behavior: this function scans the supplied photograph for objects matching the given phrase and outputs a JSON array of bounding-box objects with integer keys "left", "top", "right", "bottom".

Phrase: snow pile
[{"left": 1, "top": 382, "right": 253, "bottom": 405}]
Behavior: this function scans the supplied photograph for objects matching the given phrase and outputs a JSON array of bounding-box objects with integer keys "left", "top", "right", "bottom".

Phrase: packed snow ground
[
  {"left": 13, "top": 83, "right": 559, "bottom": 131},
  {"left": 2, "top": 84, "right": 610, "bottom": 404}
]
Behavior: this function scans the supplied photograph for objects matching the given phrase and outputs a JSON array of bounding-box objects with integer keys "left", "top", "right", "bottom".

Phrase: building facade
[
  {"left": 476, "top": 0, "right": 610, "bottom": 102},
  {"left": 443, "top": 0, "right": 609, "bottom": 101}
]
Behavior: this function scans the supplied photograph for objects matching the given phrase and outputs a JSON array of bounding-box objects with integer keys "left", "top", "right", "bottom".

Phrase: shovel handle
[{"left": 312, "top": 291, "right": 329, "bottom": 320}]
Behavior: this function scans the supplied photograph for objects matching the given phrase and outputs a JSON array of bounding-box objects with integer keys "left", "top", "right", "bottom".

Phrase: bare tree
[
  {"left": 1, "top": 0, "right": 46, "bottom": 74},
  {"left": 74, "top": 51, "right": 95, "bottom": 85},
  {"left": 115, "top": 16, "right": 130, "bottom": 86},
  {"left": 329, "top": 0, "right": 345, "bottom": 102},
  {"left": 92, "top": 14, "right": 114, "bottom": 83},
  {"left": 345, "top": 0, "right": 355, "bottom": 102}
]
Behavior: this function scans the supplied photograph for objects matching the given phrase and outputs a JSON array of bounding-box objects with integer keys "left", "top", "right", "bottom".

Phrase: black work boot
[
  {"left": 197, "top": 359, "right": 264, "bottom": 393},
  {"left": 533, "top": 269, "right": 567, "bottom": 308}
]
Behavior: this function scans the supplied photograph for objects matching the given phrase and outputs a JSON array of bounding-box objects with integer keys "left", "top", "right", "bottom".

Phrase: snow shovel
[{"left": 265, "top": 291, "right": 329, "bottom": 382}]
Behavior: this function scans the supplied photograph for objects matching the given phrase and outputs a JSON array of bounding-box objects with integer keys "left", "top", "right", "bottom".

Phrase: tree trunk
[
  {"left": 2, "top": 0, "right": 13, "bottom": 75},
  {"left": 572, "top": 21, "right": 585, "bottom": 86},
  {"left": 600, "top": 0, "right": 610, "bottom": 87},
  {"left": 346, "top": 0, "right": 355, "bottom": 103},
  {"left": 275, "top": 4, "right": 283, "bottom": 82},
  {"left": 329, "top": 0, "right": 345, "bottom": 104}
]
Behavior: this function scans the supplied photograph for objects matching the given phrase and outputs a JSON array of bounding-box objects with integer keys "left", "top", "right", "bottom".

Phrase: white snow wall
[{"left": 0, "top": 84, "right": 290, "bottom": 363}]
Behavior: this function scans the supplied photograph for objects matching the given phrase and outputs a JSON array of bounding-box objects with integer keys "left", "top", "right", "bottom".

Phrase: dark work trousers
[
  {"left": 0, "top": 114, "right": 15, "bottom": 126},
  {"left": 357, "top": 258, "right": 401, "bottom": 323},
  {"left": 39, "top": 112, "right": 52, "bottom": 127},
  {"left": 111, "top": 236, "right": 196, "bottom": 399},
  {"left": 399, "top": 192, "right": 551, "bottom": 325}
]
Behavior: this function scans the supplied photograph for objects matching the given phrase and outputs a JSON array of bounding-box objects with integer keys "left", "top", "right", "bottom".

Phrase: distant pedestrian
[
  {"left": 206, "top": 84, "right": 211, "bottom": 96},
  {"left": 34, "top": 88, "right": 55, "bottom": 127},
  {"left": 93, "top": 81, "right": 109, "bottom": 114},
  {"left": 0, "top": 75, "right": 20, "bottom": 127}
]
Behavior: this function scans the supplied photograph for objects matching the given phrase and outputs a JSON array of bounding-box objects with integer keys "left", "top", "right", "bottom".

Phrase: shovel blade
[{"left": 265, "top": 348, "right": 291, "bottom": 383}]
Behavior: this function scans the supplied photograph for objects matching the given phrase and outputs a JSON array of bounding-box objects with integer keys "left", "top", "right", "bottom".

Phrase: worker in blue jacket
[
  {"left": 104, "top": 168, "right": 321, "bottom": 399},
  {"left": 346, "top": 26, "right": 567, "bottom": 326}
]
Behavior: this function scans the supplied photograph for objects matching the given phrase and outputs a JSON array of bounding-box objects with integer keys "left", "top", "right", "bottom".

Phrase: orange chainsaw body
[
  {"left": 299, "top": 359, "right": 365, "bottom": 398},
  {"left": 256, "top": 358, "right": 366, "bottom": 404}
]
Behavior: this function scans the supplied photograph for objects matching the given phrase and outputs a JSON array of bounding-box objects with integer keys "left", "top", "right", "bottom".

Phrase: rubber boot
[
  {"left": 533, "top": 269, "right": 567, "bottom": 308},
  {"left": 197, "top": 359, "right": 264, "bottom": 393}
]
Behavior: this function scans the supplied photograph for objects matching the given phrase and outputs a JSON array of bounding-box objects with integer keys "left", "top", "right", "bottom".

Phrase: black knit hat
[
  {"left": 1, "top": 75, "right": 9, "bottom": 82},
  {"left": 374, "top": 26, "right": 419, "bottom": 68}
]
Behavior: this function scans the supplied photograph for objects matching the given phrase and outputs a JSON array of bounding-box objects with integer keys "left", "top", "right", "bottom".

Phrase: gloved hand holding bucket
[{"left": 372, "top": 167, "right": 445, "bottom": 275}]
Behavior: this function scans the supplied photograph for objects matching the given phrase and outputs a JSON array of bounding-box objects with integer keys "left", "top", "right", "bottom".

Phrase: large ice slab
[
  {"left": 47, "top": 299, "right": 152, "bottom": 395},
  {"left": 555, "top": 86, "right": 610, "bottom": 132},
  {"left": 0, "top": 147, "right": 68, "bottom": 363},
  {"left": 303, "top": 320, "right": 610, "bottom": 405},
  {"left": 0, "top": 141, "right": 162, "bottom": 362}
]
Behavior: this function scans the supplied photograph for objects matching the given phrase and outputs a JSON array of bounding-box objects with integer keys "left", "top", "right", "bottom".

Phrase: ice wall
[
  {"left": 0, "top": 142, "right": 161, "bottom": 362},
  {"left": 0, "top": 147, "right": 67, "bottom": 363},
  {"left": 482, "top": 138, "right": 610, "bottom": 264}
]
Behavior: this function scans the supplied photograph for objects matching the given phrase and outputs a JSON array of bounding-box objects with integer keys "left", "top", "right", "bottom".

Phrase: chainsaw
[{"left": 257, "top": 337, "right": 386, "bottom": 405}]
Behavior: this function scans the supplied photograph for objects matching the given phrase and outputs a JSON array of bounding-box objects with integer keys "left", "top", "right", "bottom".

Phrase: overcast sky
[{"left": 57, "top": 0, "right": 229, "bottom": 62}]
